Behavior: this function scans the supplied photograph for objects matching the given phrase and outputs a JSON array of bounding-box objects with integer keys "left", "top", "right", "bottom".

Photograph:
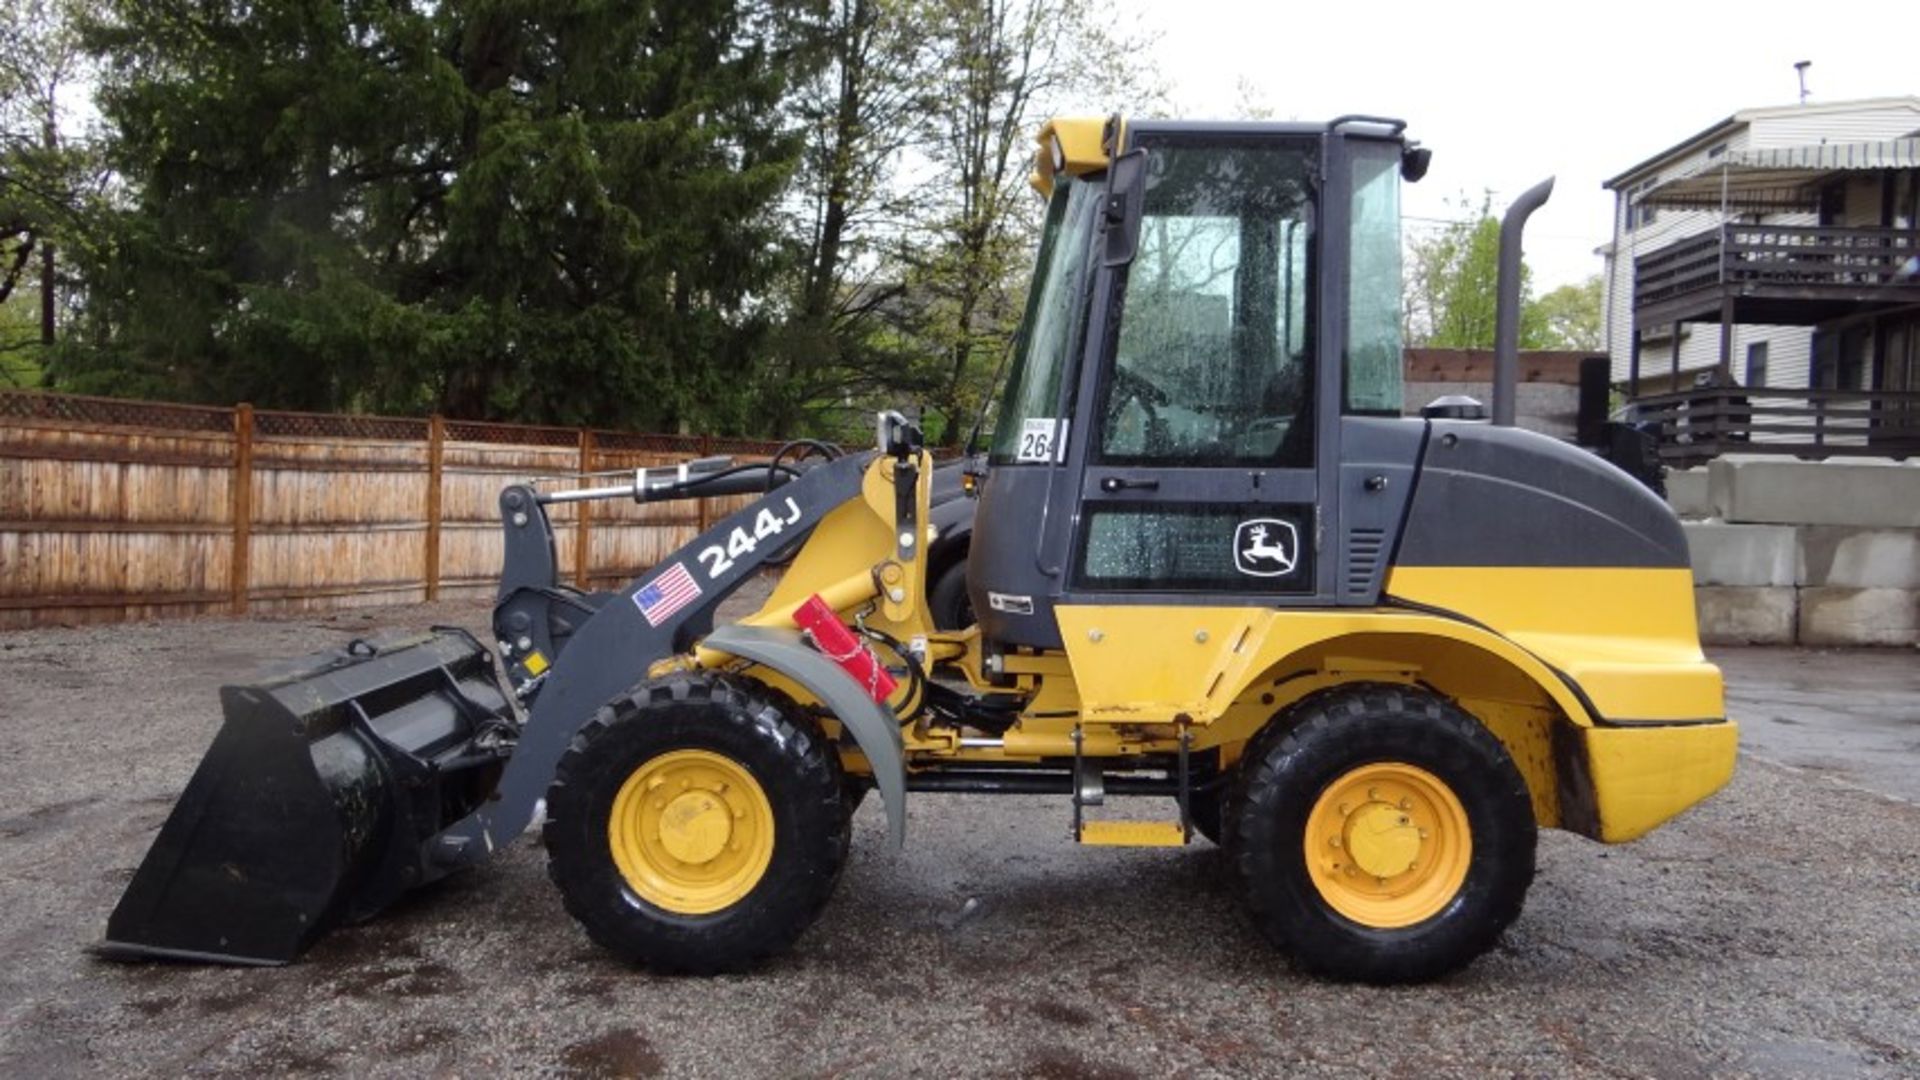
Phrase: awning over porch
[{"left": 1638, "top": 136, "right": 1920, "bottom": 212}]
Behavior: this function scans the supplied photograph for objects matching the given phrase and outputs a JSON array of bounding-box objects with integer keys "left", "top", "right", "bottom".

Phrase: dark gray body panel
[
  {"left": 967, "top": 416, "right": 1426, "bottom": 631},
  {"left": 969, "top": 463, "right": 1069, "bottom": 649},
  {"left": 1332, "top": 417, "right": 1425, "bottom": 603},
  {"left": 1394, "top": 421, "right": 1688, "bottom": 569}
]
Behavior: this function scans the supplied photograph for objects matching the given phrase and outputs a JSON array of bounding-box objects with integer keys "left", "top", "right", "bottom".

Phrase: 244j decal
[{"left": 695, "top": 496, "right": 804, "bottom": 579}]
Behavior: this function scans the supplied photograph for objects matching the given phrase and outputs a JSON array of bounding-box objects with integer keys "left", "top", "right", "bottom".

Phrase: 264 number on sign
[
  {"left": 696, "top": 497, "right": 804, "bottom": 579},
  {"left": 1017, "top": 417, "right": 1066, "bottom": 463}
]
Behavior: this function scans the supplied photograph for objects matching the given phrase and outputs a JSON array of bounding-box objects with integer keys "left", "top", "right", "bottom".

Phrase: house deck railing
[
  {"left": 1629, "top": 386, "right": 1920, "bottom": 465},
  {"left": 1634, "top": 224, "right": 1920, "bottom": 313}
]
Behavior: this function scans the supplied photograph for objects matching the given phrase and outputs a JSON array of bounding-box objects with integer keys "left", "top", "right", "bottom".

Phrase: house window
[{"left": 1745, "top": 341, "right": 1769, "bottom": 387}]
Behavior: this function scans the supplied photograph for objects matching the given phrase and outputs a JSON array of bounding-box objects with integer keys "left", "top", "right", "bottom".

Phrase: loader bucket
[{"left": 100, "top": 629, "right": 516, "bottom": 965}]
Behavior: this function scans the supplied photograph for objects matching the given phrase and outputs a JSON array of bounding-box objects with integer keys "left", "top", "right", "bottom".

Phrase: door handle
[{"left": 1099, "top": 476, "right": 1160, "bottom": 493}]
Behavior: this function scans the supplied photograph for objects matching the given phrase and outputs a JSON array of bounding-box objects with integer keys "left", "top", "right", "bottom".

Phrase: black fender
[{"left": 700, "top": 624, "right": 907, "bottom": 847}]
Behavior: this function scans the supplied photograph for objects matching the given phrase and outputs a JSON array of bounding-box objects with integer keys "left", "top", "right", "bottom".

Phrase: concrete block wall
[{"left": 1673, "top": 457, "right": 1920, "bottom": 647}]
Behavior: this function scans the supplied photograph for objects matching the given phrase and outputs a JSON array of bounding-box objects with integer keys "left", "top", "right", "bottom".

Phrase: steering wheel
[{"left": 1106, "top": 365, "right": 1170, "bottom": 455}]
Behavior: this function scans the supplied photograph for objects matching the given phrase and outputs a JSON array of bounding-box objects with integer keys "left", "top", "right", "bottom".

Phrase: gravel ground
[{"left": 1, "top": 599, "right": 1917, "bottom": 1078}]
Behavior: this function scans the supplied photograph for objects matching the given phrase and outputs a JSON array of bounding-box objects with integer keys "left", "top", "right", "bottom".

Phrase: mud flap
[{"left": 99, "top": 629, "right": 516, "bottom": 965}]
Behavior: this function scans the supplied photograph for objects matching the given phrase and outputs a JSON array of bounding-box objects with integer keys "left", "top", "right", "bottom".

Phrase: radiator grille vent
[{"left": 1344, "top": 528, "right": 1387, "bottom": 597}]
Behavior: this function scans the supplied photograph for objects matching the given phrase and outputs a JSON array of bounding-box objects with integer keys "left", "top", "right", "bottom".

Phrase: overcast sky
[{"left": 1122, "top": 0, "right": 1916, "bottom": 290}]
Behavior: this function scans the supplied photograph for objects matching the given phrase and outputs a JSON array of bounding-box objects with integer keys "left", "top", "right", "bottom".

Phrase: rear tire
[
  {"left": 1189, "top": 784, "right": 1230, "bottom": 846},
  {"left": 1230, "top": 683, "right": 1535, "bottom": 984},
  {"left": 544, "top": 674, "right": 848, "bottom": 973}
]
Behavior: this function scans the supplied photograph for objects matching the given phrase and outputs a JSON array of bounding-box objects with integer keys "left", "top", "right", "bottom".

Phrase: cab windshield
[{"left": 989, "top": 176, "right": 1101, "bottom": 462}]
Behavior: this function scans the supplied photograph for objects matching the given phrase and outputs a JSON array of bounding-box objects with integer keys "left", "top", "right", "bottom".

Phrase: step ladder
[{"left": 1071, "top": 723, "right": 1192, "bottom": 848}]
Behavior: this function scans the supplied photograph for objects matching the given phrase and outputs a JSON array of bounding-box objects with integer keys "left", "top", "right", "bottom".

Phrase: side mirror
[
  {"left": 1401, "top": 146, "right": 1432, "bottom": 183},
  {"left": 1101, "top": 149, "right": 1148, "bottom": 268}
]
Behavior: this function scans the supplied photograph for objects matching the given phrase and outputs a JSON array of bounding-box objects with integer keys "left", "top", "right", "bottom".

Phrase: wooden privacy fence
[{"left": 0, "top": 389, "right": 790, "bottom": 630}]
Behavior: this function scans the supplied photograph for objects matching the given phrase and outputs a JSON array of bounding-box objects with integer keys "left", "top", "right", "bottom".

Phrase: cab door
[{"left": 1060, "top": 127, "right": 1339, "bottom": 607}]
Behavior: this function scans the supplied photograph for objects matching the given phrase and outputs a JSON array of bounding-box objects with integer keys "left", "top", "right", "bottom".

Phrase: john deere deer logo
[{"left": 1234, "top": 519, "right": 1298, "bottom": 578}]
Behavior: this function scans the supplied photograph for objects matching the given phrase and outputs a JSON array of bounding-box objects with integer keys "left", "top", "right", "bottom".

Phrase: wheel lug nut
[
  {"left": 1329, "top": 837, "right": 1342, "bottom": 849},
  {"left": 1399, "top": 798, "right": 1412, "bottom": 810}
]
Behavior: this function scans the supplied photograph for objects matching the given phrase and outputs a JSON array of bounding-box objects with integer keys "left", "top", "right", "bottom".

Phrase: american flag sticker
[{"left": 633, "top": 561, "right": 703, "bottom": 627}]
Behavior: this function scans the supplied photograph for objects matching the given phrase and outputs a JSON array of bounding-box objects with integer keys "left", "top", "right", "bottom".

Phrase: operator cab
[{"left": 971, "top": 116, "right": 1426, "bottom": 649}]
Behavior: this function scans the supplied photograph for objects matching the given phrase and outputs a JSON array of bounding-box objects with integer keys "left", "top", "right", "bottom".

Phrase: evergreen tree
[{"left": 63, "top": 0, "right": 818, "bottom": 430}]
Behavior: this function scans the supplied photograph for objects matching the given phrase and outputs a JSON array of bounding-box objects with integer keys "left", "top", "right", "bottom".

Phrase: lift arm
[{"left": 428, "top": 450, "right": 887, "bottom": 871}]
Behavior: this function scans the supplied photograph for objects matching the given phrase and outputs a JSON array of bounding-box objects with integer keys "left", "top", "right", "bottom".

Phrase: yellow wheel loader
[{"left": 102, "top": 115, "right": 1736, "bottom": 984}]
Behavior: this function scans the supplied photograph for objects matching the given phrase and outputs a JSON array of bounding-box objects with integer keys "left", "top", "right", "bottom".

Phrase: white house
[{"left": 1600, "top": 96, "right": 1920, "bottom": 396}]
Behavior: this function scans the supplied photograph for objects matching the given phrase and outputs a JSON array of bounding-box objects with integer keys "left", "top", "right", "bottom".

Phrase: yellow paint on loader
[
  {"left": 1305, "top": 761, "right": 1473, "bottom": 928},
  {"left": 1079, "top": 821, "right": 1187, "bottom": 847},
  {"left": 1579, "top": 721, "right": 1739, "bottom": 842},
  {"left": 608, "top": 749, "right": 776, "bottom": 915},
  {"left": 1029, "top": 116, "right": 1115, "bottom": 197},
  {"left": 1385, "top": 566, "right": 1722, "bottom": 722}
]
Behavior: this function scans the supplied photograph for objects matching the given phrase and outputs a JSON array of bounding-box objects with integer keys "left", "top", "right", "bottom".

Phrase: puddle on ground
[{"left": 559, "top": 1027, "right": 664, "bottom": 1079}]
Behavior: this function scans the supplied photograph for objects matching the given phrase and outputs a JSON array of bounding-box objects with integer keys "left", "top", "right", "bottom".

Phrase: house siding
[{"left": 1747, "top": 104, "right": 1920, "bottom": 149}]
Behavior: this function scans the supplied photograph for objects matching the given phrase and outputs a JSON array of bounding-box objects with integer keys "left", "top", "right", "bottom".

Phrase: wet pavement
[
  {"left": 1719, "top": 647, "right": 1920, "bottom": 805},
  {"left": 0, "top": 603, "right": 1915, "bottom": 1077}
]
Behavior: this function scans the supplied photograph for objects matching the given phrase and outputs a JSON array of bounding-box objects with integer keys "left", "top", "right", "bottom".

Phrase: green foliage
[
  {"left": 58, "top": 0, "right": 818, "bottom": 431},
  {"left": 2, "top": 0, "right": 103, "bottom": 383},
  {"left": 1531, "top": 274, "right": 1603, "bottom": 351},
  {"left": 1404, "top": 192, "right": 1548, "bottom": 350},
  {"left": 1, "top": 291, "right": 44, "bottom": 386},
  {"left": 909, "top": 0, "right": 1155, "bottom": 445}
]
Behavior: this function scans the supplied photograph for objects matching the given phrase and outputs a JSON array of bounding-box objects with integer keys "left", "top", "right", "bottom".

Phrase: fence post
[
  {"left": 230, "top": 403, "right": 254, "bottom": 615},
  {"left": 425, "top": 415, "right": 445, "bottom": 602},
  {"left": 575, "top": 429, "right": 595, "bottom": 589}
]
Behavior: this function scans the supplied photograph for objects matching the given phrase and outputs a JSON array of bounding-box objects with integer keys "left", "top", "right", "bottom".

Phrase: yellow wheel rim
[
  {"left": 1304, "top": 762, "right": 1471, "bottom": 929},
  {"left": 608, "top": 749, "right": 775, "bottom": 915}
]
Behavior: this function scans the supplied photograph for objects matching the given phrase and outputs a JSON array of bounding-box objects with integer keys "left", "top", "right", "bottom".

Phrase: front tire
[
  {"left": 928, "top": 558, "right": 973, "bottom": 630},
  {"left": 544, "top": 674, "right": 848, "bottom": 973},
  {"left": 1230, "top": 683, "right": 1535, "bottom": 984}
]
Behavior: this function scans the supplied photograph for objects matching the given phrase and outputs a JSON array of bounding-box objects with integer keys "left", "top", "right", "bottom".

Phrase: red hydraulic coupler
[{"left": 794, "top": 594, "right": 898, "bottom": 704}]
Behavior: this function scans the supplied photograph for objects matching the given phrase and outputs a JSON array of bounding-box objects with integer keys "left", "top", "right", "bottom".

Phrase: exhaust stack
[{"left": 1492, "top": 177, "right": 1555, "bottom": 427}]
